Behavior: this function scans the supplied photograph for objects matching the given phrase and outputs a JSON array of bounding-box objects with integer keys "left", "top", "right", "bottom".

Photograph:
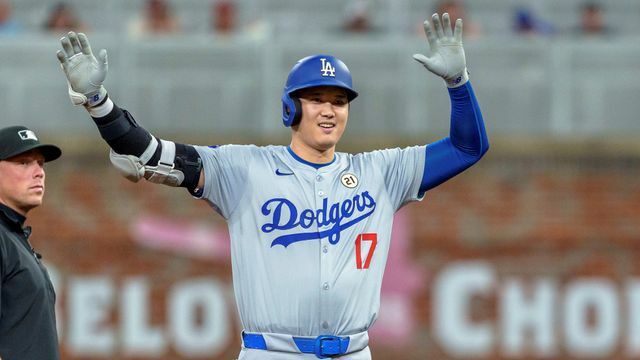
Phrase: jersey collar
[
  {"left": 0, "top": 202, "right": 26, "bottom": 231},
  {"left": 286, "top": 146, "right": 336, "bottom": 169}
]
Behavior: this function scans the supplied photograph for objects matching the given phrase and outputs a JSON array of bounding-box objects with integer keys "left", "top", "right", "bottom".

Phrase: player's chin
[{"left": 315, "top": 133, "right": 342, "bottom": 148}]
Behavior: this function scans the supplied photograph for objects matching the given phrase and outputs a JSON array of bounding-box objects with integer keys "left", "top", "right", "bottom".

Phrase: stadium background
[{"left": 1, "top": 0, "right": 640, "bottom": 359}]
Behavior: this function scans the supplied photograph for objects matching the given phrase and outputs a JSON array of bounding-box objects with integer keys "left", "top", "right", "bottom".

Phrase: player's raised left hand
[
  {"left": 56, "top": 32, "right": 108, "bottom": 107},
  {"left": 413, "top": 13, "right": 468, "bottom": 88}
]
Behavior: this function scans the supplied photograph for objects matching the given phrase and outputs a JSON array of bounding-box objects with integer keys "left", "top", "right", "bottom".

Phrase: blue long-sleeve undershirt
[{"left": 419, "top": 81, "right": 489, "bottom": 195}]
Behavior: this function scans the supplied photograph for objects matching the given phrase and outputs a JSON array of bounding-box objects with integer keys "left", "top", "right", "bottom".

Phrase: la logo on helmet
[{"left": 320, "top": 58, "right": 335, "bottom": 77}]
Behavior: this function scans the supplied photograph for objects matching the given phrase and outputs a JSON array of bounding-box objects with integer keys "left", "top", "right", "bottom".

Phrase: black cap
[{"left": 0, "top": 125, "right": 61, "bottom": 162}]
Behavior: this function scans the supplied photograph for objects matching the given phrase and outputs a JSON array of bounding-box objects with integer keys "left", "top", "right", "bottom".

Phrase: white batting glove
[
  {"left": 56, "top": 32, "right": 108, "bottom": 107},
  {"left": 413, "top": 13, "right": 469, "bottom": 88}
]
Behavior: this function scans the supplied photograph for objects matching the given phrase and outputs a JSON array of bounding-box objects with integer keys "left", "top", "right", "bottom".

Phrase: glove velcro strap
[
  {"left": 446, "top": 69, "right": 469, "bottom": 88},
  {"left": 86, "top": 86, "right": 108, "bottom": 107}
]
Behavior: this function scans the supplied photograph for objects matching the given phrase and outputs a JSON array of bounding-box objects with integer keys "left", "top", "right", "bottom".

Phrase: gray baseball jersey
[{"left": 194, "top": 144, "right": 425, "bottom": 338}]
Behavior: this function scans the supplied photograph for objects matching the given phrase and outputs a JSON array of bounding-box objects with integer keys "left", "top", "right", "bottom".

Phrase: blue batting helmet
[{"left": 281, "top": 54, "right": 358, "bottom": 127}]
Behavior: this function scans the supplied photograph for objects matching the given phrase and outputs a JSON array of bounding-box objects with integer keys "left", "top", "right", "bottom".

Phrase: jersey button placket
[
  {"left": 316, "top": 170, "right": 331, "bottom": 333},
  {"left": 316, "top": 171, "right": 325, "bottom": 198}
]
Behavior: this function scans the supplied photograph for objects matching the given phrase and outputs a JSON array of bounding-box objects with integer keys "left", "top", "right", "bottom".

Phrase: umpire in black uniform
[{"left": 0, "top": 125, "right": 61, "bottom": 360}]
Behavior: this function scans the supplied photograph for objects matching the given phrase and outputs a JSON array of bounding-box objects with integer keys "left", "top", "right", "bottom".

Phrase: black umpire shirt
[{"left": 0, "top": 203, "right": 60, "bottom": 360}]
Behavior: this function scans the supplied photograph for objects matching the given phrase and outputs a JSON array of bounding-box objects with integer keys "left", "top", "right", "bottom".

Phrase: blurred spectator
[
  {"left": 209, "top": 0, "right": 272, "bottom": 40},
  {"left": 513, "top": 7, "right": 555, "bottom": 37},
  {"left": 242, "top": 16, "right": 273, "bottom": 41},
  {"left": 129, "top": 0, "right": 180, "bottom": 37},
  {"left": 575, "top": 2, "right": 611, "bottom": 37},
  {"left": 342, "top": 0, "right": 374, "bottom": 34},
  {"left": 0, "top": 0, "right": 21, "bottom": 35},
  {"left": 211, "top": 0, "right": 236, "bottom": 35},
  {"left": 434, "top": 0, "right": 481, "bottom": 38},
  {"left": 43, "top": 2, "right": 87, "bottom": 34}
]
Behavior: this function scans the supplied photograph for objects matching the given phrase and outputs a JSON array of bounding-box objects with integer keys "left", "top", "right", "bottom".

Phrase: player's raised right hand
[{"left": 56, "top": 32, "right": 108, "bottom": 108}]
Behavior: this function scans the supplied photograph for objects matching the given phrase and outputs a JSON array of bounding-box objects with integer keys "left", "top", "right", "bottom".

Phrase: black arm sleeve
[{"left": 92, "top": 103, "right": 154, "bottom": 158}]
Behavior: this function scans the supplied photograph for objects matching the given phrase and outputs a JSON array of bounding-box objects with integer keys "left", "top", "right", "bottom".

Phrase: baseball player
[{"left": 56, "top": 13, "right": 487, "bottom": 359}]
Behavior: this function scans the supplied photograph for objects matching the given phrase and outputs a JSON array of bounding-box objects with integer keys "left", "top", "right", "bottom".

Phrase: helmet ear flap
[{"left": 282, "top": 93, "right": 302, "bottom": 127}]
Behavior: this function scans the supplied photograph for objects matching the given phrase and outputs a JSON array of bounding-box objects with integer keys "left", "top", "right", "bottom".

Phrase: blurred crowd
[
  {"left": 511, "top": 1, "right": 611, "bottom": 38},
  {"left": 0, "top": 0, "right": 260, "bottom": 37},
  {"left": 0, "top": 0, "right": 620, "bottom": 39}
]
